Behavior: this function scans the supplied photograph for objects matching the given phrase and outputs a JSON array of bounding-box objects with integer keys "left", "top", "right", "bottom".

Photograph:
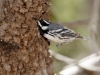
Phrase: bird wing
[{"left": 48, "top": 23, "right": 77, "bottom": 39}]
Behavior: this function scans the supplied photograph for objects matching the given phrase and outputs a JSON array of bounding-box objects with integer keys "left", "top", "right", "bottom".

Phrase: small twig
[{"left": 49, "top": 50, "right": 76, "bottom": 64}]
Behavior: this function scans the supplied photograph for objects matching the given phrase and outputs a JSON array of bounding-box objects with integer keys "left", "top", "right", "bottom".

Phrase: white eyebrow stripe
[
  {"left": 43, "top": 19, "right": 50, "bottom": 24},
  {"left": 37, "top": 21, "right": 42, "bottom": 27},
  {"left": 37, "top": 20, "right": 48, "bottom": 30}
]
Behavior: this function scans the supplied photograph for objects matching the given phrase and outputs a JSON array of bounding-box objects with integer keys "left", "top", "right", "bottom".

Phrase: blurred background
[{"left": 49, "top": 0, "right": 98, "bottom": 73}]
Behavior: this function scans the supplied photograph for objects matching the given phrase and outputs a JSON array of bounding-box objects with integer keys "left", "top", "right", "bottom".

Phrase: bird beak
[{"left": 33, "top": 18, "right": 39, "bottom": 21}]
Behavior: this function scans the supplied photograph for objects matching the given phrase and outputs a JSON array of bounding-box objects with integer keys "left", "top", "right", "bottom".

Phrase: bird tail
[{"left": 76, "top": 33, "right": 91, "bottom": 41}]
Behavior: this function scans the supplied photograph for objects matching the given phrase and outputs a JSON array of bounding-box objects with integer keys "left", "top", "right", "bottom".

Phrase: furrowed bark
[{"left": 0, "top": 0, "right": 54, "bottom": 75}]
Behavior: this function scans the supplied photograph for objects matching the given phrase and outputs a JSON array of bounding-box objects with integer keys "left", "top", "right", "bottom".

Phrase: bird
[{"left": 33, "top": 18, "right": 88, "bottom": 47}]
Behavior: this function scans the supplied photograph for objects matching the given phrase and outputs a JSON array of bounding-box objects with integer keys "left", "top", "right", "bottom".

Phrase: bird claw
[
  {"left": 56, "top": 44, "right": 60, "bottom": 49},
  {"left": 56, "top": 42, "right": 67, "bottom": 48},
  {"left": 56, "top": 43, "right": 63, "bottom": 49}
]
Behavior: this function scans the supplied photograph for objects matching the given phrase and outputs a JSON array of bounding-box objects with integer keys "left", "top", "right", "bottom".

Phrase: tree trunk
[
  {"left": 89, "top": 0, "right": 100, "bottom": 75},
  {"left": 89, "top": 0, "right": 100, "bottom": 52},
  {"left": 0, "top": 0, "right": 54, "bottom": 75}
]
